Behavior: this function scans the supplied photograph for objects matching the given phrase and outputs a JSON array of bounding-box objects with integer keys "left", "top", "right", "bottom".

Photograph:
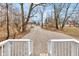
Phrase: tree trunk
[
  {"left": 61, "top": 22, "right": 65, "bottom": 29},
  {"left": 26, "top": 3, "right": 33, "bottom": 25},
  {"left": 55, "top": 18, "right": 59, "bottom": 29},
  {"left": 41, "top": 12, "right": 43, "bottom": 28},
  {"left": 20, "top": 3, "right": 25, "bottom": 32},
  {"left": 54, "top": 4, "right": 59, "bottom": 29},
  {"left": 6, "top": 3, "right": 9, "bottom": 39},
  {"left": 23, "top": 3, "right": 33, "bottom": 30}
]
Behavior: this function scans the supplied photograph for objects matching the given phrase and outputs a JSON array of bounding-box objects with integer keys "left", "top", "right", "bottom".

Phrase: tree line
[{"left": 0, "top": 3, "right": 79, "bottom": 39}]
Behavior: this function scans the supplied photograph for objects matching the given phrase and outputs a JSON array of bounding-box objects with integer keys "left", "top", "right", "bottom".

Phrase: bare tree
[
  {"left": 24, "top": 3, "right": 46, "bottom": 29},
  {"left": 53, "top": 3, "right": 65, "bottom": 29},
  {"left": 53, "top": 4, "right": 59, "bottom": 29},
  {"left": 51, "top": 3, "right": 78, "bottom": 29},
  {"left": 38, "top": 6, "right": 46, "bottom": 28},
  {"left": 61, "top": 3, "right": 78, "bottom": 29}
]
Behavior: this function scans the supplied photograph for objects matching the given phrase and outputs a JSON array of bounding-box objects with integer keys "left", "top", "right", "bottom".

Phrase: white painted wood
[
  {"left": 77, "top": 44, "right": 78, "bottom": 56},
  {"left": 1, "top": 45, "right": 3, "bottom": 56},
  {"left": 58, "top": 42, "right": 60, "bottom": 56},
  {"left": 48, "top": 39, "right": 79, "bottom": 56},
  {"left": 0, "top": 46, "right": 1, "bottom": 56},
  {"left": 67, "top": 42, "right": 70, "bottom": 56},
  {"left": 0, "top": 39, "right": 32, "bottom": 56},
  {"left": 48, "top": 41, "right": 51, "bottom": 56},
  {"left": 64, "top": 42, "right": 66, "bottom": 56},
  {"left": 28, "top": 41, "right": 30, "bottom": 55},
  {"left": 61, "top": 42, "right": 63, "bottom": 56},
  {"left": 8, "top": 42, "right": 11, "bottom": 56}
]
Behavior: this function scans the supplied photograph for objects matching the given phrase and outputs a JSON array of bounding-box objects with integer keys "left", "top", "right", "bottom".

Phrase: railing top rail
[
  {"left": 8, "top": 39, "right": 32, "bottom": 41},
  {"left": 0, "top": 39, "right": 32, "bottom": 46},
  {"left": 49, "top": 39, "right": 79, "bottom": 43},
  {"left": 0, "top": 40, "right": 9, "bottom": 46}
]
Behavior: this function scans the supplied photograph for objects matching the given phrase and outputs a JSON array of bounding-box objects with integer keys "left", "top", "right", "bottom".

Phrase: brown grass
[
  {"left": 60, "top": 27, "right": 79, "bottom": 39},
  {"left": 0, "top": 25, "right": 32, "bottom": 42},
  {"left": 44, "top": 25, "right": 79, "bottom": 39}
]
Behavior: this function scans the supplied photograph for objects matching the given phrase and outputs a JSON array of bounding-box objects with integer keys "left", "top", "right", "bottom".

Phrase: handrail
[
  {"left": 0, "top": 40, "right": 9, "bottom": 46},
  {"left": 49, "top": 39, "right": 79, "bottom": 43},
  {"left": 8, "top": 39, "right": 32, "bottom": 41},
  {"left": 0, "top": 39, "right": 31, "bottom": 46}
]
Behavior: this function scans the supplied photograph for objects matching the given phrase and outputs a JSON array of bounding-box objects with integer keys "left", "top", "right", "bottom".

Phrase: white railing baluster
[
  {"left": 14, "top": 42, "right": 17, "bottom": 56},
  {"left": 59, "top": 42, "right": 60, "bottom": 56},
  {"left": 1, "top": 45, "right": 3, "bottom": 56},
  {"left": 75, "top": 43, "right": 77, "bottom": 56},
  {"left": 57, "top": 42, "right": 59, "bottom": 56},
  {"left": 61, "top": 43, "right": 63, "bottom": 56},
  {"left": 28, "top": 41, "right": 31, "bottom": 56},
  {"left": 77, "top": 44, "right": 78, "bottom": 56},
  {"left": 50, "top": 41, "right": 53, "bottom": 56},
  {"left": 64, "top": 42, "right": 65, "bottom": 56},
  {"left": 74, "top": 43, "right": 76, "bottom": 56},
  {"left": 48, "top": 40, "right": 52, "bottom": 56},
  {"left": 78, "top": 45, "right": 79, "bottom": 56},
  {"left": 0, "top": 47, "right": 1, "bottom": 56},
  {"left": 20, "top": 42, "right": 22, "bottom": 56},
  {"left": 8, "top": 42, "right": 11, "bottom": 56},
  {"left": 11, "top": 42, "right": 12, "bottom": 56},
  {"left": 52, "top": 42, "right": 55, "bottom": 56},
  {"left": 11, "top": 42, "right": 14, "bottom": 56},
  {"left": 22, "top": 42, "right": 24, "bottom": 56},
  {"left": 65, "top": 42, "right": 67, "bottom": 56},
  {"left": 17, "top": 42, "right": 20, "bottom": 56},
  {"left": 55, "top": 42, "right": 57, "bottom": 56},
  {"left": 59, "top": 42, "right": 61, "bottom": 56},
  {"left": 56, "top": 42, "right": 58, "bottom": 56},
  {"left": 67, "top": 42, "right": 69, "bottom": 56},
  {"left": 24, "top": 42, "right": 25, "bottom": 56}
]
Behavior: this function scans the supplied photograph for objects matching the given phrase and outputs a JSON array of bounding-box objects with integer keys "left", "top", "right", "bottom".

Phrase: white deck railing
[
  {"left": 0, "top": 39, "right": 33, "bottom": 56},
  {"left": 48, "top": 39, "right": 79, "bottom": 56}
]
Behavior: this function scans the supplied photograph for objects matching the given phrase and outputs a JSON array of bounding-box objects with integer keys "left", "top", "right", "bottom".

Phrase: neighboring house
[{"left": 68, "top": 20, "right": 76, "bottom": 27}]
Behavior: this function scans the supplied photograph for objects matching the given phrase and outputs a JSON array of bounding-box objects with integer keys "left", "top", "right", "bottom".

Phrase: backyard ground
[
  {"left": 22, "top": 25, "right": 74, "bottom": 56},
  {"left": 45, "top": 26, "right": 79, "bottom": 39},
  {"left": 0, "top": 24, "right": 78, "bottom": 56},
  {"left": 60, "top": 27, "right": 79, "bottom": 39}
]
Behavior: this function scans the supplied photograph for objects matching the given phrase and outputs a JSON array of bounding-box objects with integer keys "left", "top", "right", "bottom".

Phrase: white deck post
[
  {"left": 48, "top": 41, "right": 52, "bottom": 56},
  {"left": 28, "top": 40, "right": 31, "bottom": 56}
]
